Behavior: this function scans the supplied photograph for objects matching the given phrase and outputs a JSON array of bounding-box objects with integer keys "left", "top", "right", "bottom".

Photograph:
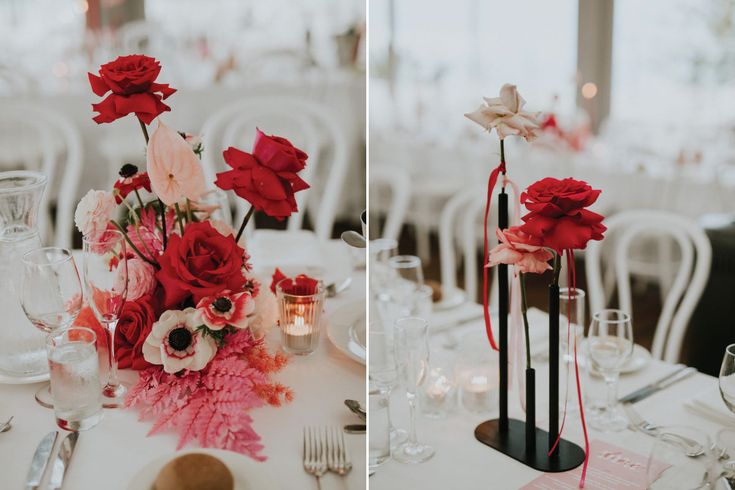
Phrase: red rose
[
  {"left": 114, "top": 296, "right": 156, "bottom": 370},
  {"left": 270, "top": 267, "right": 288, "bottom": 294},
  {"left": 88, "top": 55, "right": 176, "bottom": 125},
  {"left": 519, "top": 177, "right": 606, "bottom": 253},
  {"left": 215, "top": 129, "right": 309, "bottom": 220},
  {"left": 156, "top": 221, "right": 247, "bottom": 308}
]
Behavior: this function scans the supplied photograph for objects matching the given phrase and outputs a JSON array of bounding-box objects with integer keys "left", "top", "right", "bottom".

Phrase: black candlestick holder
[{"left": 474, "top": 189, "right": 585, "bottom": 472}]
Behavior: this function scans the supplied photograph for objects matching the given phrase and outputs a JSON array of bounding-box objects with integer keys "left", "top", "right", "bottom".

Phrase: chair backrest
[
  {"left": 586, "top": 209, "right": 712, "bottom": 362},
  {"left": 438, "top": 188, "right": 494, "bottom": 303},
  {"left": 0, "top": 103, "right": 82, "bottom": 248},
  {"left": 368, "top": 165, "right": 410, "bottom": 241},
  {"left": 200, "top": 96, "right": 349, "bottom": 240}
]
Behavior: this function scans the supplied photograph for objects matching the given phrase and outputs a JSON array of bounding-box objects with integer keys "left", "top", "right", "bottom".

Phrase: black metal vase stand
[{"left": 474, "top": 189, "right": 585, "bottom": 472}]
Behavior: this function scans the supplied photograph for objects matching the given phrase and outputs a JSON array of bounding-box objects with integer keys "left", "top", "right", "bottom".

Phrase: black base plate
[{"left": 475, "top": 418, "right": 585, "bottom": 472}]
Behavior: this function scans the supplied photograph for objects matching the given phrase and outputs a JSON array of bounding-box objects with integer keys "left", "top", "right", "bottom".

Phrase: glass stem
[
  {"left": 604, "top": 372, "right": 619, "bottom": 414},
  {"left": 106, "top": 320, "right": 120, "bottom": 388},
  {"left": 407, "top": 392, "right": 418, "bottom": 445}
]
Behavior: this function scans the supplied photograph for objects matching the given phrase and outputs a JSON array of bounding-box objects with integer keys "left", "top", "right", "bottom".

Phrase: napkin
[
  {"left": 248, "top": 230, "right": 325, "bottom": 272},
  {"left": 684, "top": 388, "right": 735, "bottom": 428}
]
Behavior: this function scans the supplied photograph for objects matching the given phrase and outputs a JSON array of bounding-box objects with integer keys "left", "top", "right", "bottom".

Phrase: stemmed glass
[
  {"left": 20, "top": 247, "right": 82, "bottom": 407},
  {"left": 646, "top": 426, "right": 715, "bottom": 489},
  {"left": 83, "top": 230, "right": 128, "bottom": 408},
  {"left": 369, "top": 325, "right": 408, "bottom": 449},
  {"left": 586, "top": 309, "right": 634, "bottom": 432},
  {"left": 719, "top": 344, "right": 735, "bottom": 414},
  {"left": 393, "top": 316, "right": 435, "bottom": 463}
]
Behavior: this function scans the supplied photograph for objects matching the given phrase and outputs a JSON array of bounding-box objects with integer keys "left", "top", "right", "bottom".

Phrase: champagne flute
[
  {"left": 393, "top": 316, "right": 435, "bottom": 463},
  {"left": 20, "top": 247, "right": 82, "bottom": 407},
  {"left": 586, "top": 309, "right": 634, "bottom": 432},
  {"left": 369, "top": 325, "right": 408, "bottom": 448},
  {"left": 83, "top": 230, "right": 128, "bottom": 408}
]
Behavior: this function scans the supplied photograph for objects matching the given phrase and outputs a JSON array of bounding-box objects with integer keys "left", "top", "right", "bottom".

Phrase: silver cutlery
[
  {"left": 327, "top": 426, "right": 352, "bottom": 476},
  {"left": 25, "top": 431, "right": 58, "bottom": 490},
  {"left": 327, "top": 277, "right": 352, "bottom": 298},
  {"left": 619, "top": 365, "right": 696, "bottom": 404},
  {"left": 343, "top": 424, "right": 366, "bottom": 434},
  {"left": 623, "top": 403, "right": 705, "bottom": 456},
  {"left": 303, "top": 427, "right": 327, "bottom": 490},
  {"left": 344, "top": 399, "right": 366, "bottom": 421},
  {"left": 47, "top": 432, "right": 78, "bottom": 490},
  {"left": 0, "top": 415, "right": 13, "bottom": 433}
]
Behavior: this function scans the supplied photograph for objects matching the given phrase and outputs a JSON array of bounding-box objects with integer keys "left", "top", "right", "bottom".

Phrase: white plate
[
  {"left": 433, "top": 287, "right": 466, "bottom": 312},
  {"left": 0, "top": 370, "right": 49, "bottom": 385},
  {"left": 581, "top": 342, "right": 652, "bottom": 375},
  {"left": 326, "top": 299, "right": 366, "bottom": 365},
  {"left": 127, "top": 448, "right": 280, "bottom": 490}
]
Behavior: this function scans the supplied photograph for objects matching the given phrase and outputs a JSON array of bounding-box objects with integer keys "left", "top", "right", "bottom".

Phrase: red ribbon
[{"left": 482, "top": 161, "right": 506, "bottom": 351}]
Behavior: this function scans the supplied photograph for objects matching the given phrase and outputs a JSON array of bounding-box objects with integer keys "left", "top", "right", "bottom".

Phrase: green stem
[
  {"left": 185, "top": 198, "right": 193, "bottom": 222},
  {"left": 134, "top": 189, "right": 145, "bottom": 210},
  {"left": 138, "top": 118, "right": 149, "bottom": 144},
  {"left": 519, "top": 272, "right": 532, "bottom": 370},
  {"left": 110, "top": 220, "right": 158, "bottom": 268},
  {"left": 552, "top": 252, "right": 562, "bottom": 286},
  {"left": 235, "top": 205, "right": 255, "bottom": 243},
  {"left": 159, "top": 199, "right": 167, "bottom": 249},
  {"left": 174, "top": 203, "right": 185, "bottom": 235}
]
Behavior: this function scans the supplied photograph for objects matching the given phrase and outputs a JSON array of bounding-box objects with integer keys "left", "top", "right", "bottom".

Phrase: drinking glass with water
[{"left": 47, "top": 327, "right": 103, "bottom": 431}]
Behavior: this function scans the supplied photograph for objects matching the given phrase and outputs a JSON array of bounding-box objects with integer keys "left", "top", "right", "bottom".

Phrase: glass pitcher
[{"left": 0, "top": 171, "right": 48, "bottom": 376}]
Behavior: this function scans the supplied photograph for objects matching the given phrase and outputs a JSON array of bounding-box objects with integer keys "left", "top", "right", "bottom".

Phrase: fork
[
  {"left": 327, "top": 426, "right": 353, "bottom": 476},
  {"left": 303, "top": 427, "right": 327, "bottom": 490},
  {"left": 623, "top": 402, "right": 706, "bottom": 457}
]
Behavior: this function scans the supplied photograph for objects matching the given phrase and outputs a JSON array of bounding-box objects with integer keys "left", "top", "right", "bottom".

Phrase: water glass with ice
[{"left": 47, "top": 327, "right": 103, "bottom": 431}]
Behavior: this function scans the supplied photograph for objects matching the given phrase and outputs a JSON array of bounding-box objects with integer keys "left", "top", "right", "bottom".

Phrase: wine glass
[
  {"left": 20, "top": 247, "right": 82, "bottom": 407},
  {"left": 369, "top": 324, "right": 408, "bottom": 448},
  {"left": 393, "top": 316, "right": 435, "bottom": 463},
  {"left": 388, "top": 255, "right": 424, "bottom": 286},
  {"left": 719, "top": 344, "right": 735, "bottom": 413},
  {"left": 586, "top": 309, "right": 634, "bottom": 431},
  {"left": 83, "top": 230, "right": 128, "bottom": 408},
  {"left": 647, "top": 426, "right": 715, "bottom": 489}
]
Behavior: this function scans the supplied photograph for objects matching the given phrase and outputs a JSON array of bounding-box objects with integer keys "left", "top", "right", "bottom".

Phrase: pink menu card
[{"left": 520, "top": 440, "right": 669, "bottom": 490}]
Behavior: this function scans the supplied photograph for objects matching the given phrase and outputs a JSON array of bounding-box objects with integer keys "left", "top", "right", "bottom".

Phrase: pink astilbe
[{"left": 125, "top": 329, "right": 291, "bottom": 460}]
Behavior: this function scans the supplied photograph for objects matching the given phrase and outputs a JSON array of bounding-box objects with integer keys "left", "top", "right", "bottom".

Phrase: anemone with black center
[
  {"left": 119, "top": 163, "right": 139, "bottom": 178},
  {"left": 213, "top": 297, "right": 233, "bottom": 313},
  {"left": 167, "top": 327, "right": 193, "bottom": 351}
]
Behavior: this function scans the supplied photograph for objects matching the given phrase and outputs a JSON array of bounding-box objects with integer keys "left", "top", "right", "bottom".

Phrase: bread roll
[{"left": 154, "top": 453, "right": 234, "bottom": 490}]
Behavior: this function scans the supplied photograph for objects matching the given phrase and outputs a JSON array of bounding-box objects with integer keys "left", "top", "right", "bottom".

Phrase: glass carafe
[{"left": 0, "top": 171, "right": 48, "bottom": 376}]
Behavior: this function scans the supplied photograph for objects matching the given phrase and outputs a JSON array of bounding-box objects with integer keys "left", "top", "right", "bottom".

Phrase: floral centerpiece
[
  {"left": 74, "top": 54, "right": 311, "bottom": 459},
  {"left": 467, "top": 84, "right": 606, "bottom": 487}
]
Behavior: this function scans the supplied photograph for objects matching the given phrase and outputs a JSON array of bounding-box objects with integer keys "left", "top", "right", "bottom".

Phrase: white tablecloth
[
  {"left": 0, "top": 239, "right": 366, "bottom": 490},
  {"left": 371, "top": 318, "right": 726, "bottom": 490}
]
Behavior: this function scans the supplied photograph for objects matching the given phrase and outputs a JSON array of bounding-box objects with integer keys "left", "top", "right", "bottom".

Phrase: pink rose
[
  {"left": 465, "top": 84, "right": 541, "bottom": 141},
  {"left": 74, "top": 189, "right": 117, "bottom": 239},
  {"left": 119, "top": 257, "right": 157, "bottom": 301},
  {"left": 487, "top": 226, "right": 553, "bottom": 274},
  {"left": 147, "top": 121, "right": 206, "bottom": 206}
]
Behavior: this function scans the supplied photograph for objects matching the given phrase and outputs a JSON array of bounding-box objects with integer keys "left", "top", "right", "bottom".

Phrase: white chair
[
  {"left": 200, "top": 96, "right": 349, "bottom": 240},
  {"left": 368, "top": 165, "right": 411, "bottom": 241},
  {"left": 0, "top": 103, "right": 82, "bottom": 248},
  {"left": 439, "top": 187, "right": 511, "bottom": 307},
  {"left": 586, "top": 210, "right": 712, "bottom": 363}
]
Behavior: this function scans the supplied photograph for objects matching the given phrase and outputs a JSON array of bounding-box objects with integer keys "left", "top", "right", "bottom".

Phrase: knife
[
  {"left": 619, "top": 366, "right": 697, "bottom": 404},
  {"left": 25, "top": 431, "right": 58, "bottom": 490},
  {"left": 47, "top": 432, "right": 79, "bottom": 490}
]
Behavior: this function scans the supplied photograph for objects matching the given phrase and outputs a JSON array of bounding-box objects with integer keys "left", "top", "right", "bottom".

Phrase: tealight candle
[
  {"left": 420, "top": 366, "right": 456, "bottom": 418},
  {"left": 459, "top": 370, "right": 497, "bottom": 413},
  {"left": 276, "top": 281, "right": 325, "bottom": 356}
]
